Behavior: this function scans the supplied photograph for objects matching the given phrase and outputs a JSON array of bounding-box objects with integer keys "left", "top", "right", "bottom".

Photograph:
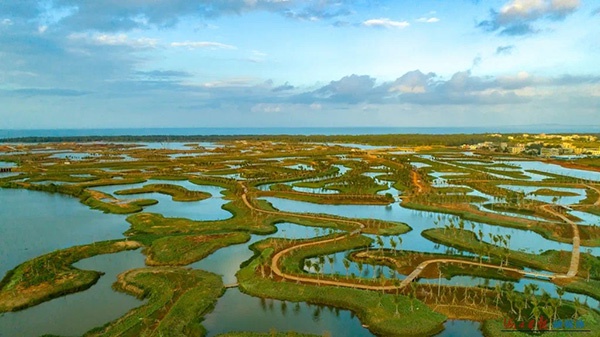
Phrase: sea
[{"left": 1, "top": 125, "right": 599, "bottom": 139}]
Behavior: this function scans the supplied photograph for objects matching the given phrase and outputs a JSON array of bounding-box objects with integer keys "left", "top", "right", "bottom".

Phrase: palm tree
[
  {"left": 376, "top": 235, "right": 384, "bottom": 254},
  {"left": 389, "top": 237, "right": 397, "bottom": 255},
  {"left": 556, "top": 286, "right": 565, "bottom": 305},
  {"left": 542, "top": 305, "right": 555, "bottom": 330},
  {"left": 531, "top": 304, "right": 541, "bottom": 332},
  {"left": 515, "top": 297, "right": 525, "bottom": 321},
  {"left": 343, "top": 258, "right": 351, "bottom": 279},
  {"left": 503, "top": 283, "right": 516, "bottom": 314}
]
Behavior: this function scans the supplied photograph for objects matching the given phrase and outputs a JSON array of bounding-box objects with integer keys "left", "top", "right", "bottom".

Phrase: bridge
[{"left": 0, "top": 167, "right": 12, "bottom": 173}]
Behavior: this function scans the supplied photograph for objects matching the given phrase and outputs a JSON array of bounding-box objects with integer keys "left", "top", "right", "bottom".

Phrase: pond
[
  {"left": 501, "top": 161, "right": 600, "bottom": 182},
  {"left": 50, "top": 152, "right": 98, "bottom": 160},
  {"left": 0, "top": 188, "right": 129, "bottom": 278}
]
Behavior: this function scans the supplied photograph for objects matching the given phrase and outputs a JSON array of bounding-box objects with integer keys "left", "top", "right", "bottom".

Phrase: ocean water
[{"left": 1, "top": 125, "right": 599, "bottom": 139}]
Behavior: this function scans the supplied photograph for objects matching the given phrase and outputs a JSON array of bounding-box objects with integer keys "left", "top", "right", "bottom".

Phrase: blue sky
[{"left": 1, "top": 0, "right": 599, "bottom": 129}]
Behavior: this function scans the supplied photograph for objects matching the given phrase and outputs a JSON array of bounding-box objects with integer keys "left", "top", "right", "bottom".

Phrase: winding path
[
  {"left": 540, "top": 204, "right": 580, "bottom": 278},
  {"left": 238, "top": 182, "right": 580, "bottom": 293},
  {"left": 585, "top": 184, "right": 600, "bottom": 207}
]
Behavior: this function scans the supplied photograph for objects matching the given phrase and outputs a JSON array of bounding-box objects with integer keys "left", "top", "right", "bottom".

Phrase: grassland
[
  {"left": 145, "top": 232, "right": 251, "bottom": 266},
  {"left": 0, "top": 240, "right": 141, "bottom": 312},
  {"left": 85, "top": 268, "right": 223, "bottom": 337}
]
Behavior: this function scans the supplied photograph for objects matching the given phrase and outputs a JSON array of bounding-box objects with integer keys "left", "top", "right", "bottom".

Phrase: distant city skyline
[{"left": 1, "top": 0, "right": 599, "bottom": 129}]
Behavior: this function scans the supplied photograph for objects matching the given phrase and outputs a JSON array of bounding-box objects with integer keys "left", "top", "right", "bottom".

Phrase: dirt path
[
  {"left": 540, "top": 204, "right": 580, "bottom": 278},
  {"left": 411, "top": 170, "right": 426, "bottom": 194},
  {"left": 238, "top": 182, "right": 575, "bottom": 292}
]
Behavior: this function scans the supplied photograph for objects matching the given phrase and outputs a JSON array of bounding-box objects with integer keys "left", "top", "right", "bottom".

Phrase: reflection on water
[
  {"left": 434, "top": 320, "right": 483, "bottom": 337},
  {"left": 203, "top": 288, "right": 374, "bottom": 337}
]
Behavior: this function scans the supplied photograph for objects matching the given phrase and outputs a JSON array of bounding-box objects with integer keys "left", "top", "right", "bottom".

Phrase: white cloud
[
  {"left": 68, "top": 33, "right": 158, "bottom": 48},
  {"left": 251, "top": 103, "right": 282, "bottom": 113},
  {"left": 309, "top": 103, "right": 322, "bottom": 110},
  {"left": 170, "top": 41, "right": 237, "bottom": 50},
  {"left": 200, "top": 78, "right": 256, "bottom": 88},
  {"left": 389, "top": 85, "right": 426, "bottom": 93},
  {"left": 416, "top": 17, "right": 440, "bottom": 23},
  {"left": 363, "top": 18, "right": 410, "bottom": 29},
  {"left": 499, "top": 0, "right": 580, "bottom": 20}
]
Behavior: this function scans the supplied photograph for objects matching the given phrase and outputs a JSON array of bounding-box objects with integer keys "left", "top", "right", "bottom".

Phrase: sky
[{"left": 0, "top": 0, "right": 599, "bottom": 129}]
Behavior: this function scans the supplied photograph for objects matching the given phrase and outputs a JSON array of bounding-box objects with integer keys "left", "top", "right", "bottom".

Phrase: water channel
[{"left": 2, "top": 155, "right": 599, "bottom": 336}]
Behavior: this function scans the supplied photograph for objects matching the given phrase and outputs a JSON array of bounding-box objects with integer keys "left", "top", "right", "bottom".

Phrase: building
[{"left": 540, "top": 148, "right": 560, "bottom": 157}]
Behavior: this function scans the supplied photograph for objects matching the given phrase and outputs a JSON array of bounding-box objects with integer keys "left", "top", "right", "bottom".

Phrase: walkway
[
  {"left": 584, "top": 184, "right": 600, "bottom": 206},
  {"left": 238, "top": 181, "right": 580, "bottom": 294},
  {"left": 540, "top": 204, "right": 580, "bottom": 278}
]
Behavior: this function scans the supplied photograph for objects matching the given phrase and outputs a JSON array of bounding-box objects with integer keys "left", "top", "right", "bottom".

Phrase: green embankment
[
  {"left": 0, "top": 240, "right": 142, "bottom": 312},
  {"left": 85, "top": 268, "right": 223, "bottom": 337},
  {"left": 257, "top": 190, "right": 393, "bottom": 205},
  {"left": 238, "top": 249, "right": 446, "bottom": 337},
  {"left": 531, "top": 188, "right": 580, "bottom": 197},
  {"left": 145, "top": 232, "right": 251, "bottom": 266},
  {"left": 350, "top": 249, "right": 523, "bottom": 283},
  {"left": 562, "top": 279, "right": 600, "bottom": 302},
  {"left": 422, "top": 228, "right": 600, "bottom": 279}
]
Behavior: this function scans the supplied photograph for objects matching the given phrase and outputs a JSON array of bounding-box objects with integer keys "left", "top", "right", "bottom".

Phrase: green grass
[
  {"left": 432, "top": 186, "right": 473, "bottom": 194},
  {"left": 532, "top": 188, "right": 580, "bottom": 197},
  {"left": 145, "top": 232, "right": 251, "bottom": 266},
  {"left": 481, "top": 203, "right": 537, "bottom": 216},
  {"left": 86, "top": 268, "right": 223, "bottom": 337},
  {"left": 257, "top": 190, "right": 393, "bottom": 205},
  {"left": 561, "top": 278, "right": 600, "bottom": 301},
  {"left": 0, "top": 240, "right": 141, "bottom": 312}
]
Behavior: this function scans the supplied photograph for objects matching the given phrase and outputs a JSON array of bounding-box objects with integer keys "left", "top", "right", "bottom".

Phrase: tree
[
  {"left": 556, "top": 286, "right": 565, "bottom": 305},
  {"left": 343, "top": 258, "right": 351, "bottom": 279},
  {"left": 515, "top": 297, "right": 525, "bottom": 321},
  {"left": 389, "top": 237, "right": 397, "bottom": 255},
  {"left": 542, "top": 305, "right": 555, "bottom": 330},
  {"left": 531, "top": 304, "right": 541, "bottom": 332}
]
